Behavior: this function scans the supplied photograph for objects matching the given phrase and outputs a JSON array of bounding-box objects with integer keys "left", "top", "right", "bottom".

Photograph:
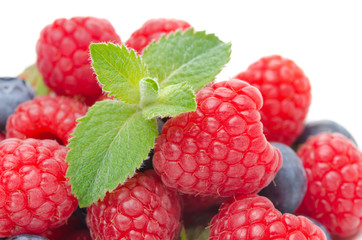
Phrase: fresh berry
[
  {"left": 0, "top": 138, "right": 78, "bottom": 237},
  {"left": 153, "top": 79, "right": 282, "bottom": 197},
  {"left": 6, "top": 95, "right": 88, "bottom": 145},
  {"left": 86, "top": 170, "right": 182, "bottom": 240},
  {"left": 36, "top": 17, "right": 121, "bottom": 105},
  {"left": 294, "top": 119, "right": 358, "bottom": 147},
  {"left": 235, "top": 55, "right": 312, "bottom": 145},
  {"left": 0, "top": 133, "right": 5, "bottom": 142},
  {"left": 209, "top": 195, "right": 326, "bottom": 239},
  {"left": 259, "top": 142, "right": 307, "bottom": 213},
  {"left": 296, "top": 132, "right": 362, "bottom": 237},
  {"left": 0, "top": 77, "right": 35, "bottom": 132},
  {"left": 125, "top": 18, "right": 191, "bottom": 54},
  {"left": 7, "top": 234, "right": 47, "bottom": 240}
]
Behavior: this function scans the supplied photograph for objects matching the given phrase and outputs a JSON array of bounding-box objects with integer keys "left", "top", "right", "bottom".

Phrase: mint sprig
[{"left": 66, "top": 29, "right": 231, "bottom": 207}]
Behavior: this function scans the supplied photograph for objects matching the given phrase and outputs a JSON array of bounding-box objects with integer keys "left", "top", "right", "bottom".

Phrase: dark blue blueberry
[
  {"left": 259, "top": 142, "right": 307, "bottom": 214},
  {"left": 6, "top": 234, "right": 47, "bottom": 240},
  {"left": 294, "top": 119, "right": 357, "bottom": 147},
  {"left": 0, "top": 77, "right": 35, "bottom": 132}
]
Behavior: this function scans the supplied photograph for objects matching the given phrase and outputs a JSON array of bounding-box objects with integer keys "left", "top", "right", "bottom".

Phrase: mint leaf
[
  {"left": 90, "top": 43, "right": 149, "bottom": 104},
  {"left": 139, "top": 78, "right": 159, "bottom": 108},
  {"left": 142, "top": 29, "right": 231, "bottom": 91},
  {"left": 142, "top": 82, "right": 196, "bottom": 119},
  {"left": 66, "top": 100, "right": 158, "bottom": 207}
]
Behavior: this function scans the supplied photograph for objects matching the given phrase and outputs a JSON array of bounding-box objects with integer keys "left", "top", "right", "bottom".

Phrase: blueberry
[
  {"left": 259, "top": 142, "right": 307, "bottom": 214},
  {"left": 0, "top": 77, "right": 35, "bottom": 132},
  {"left": 6, "top": 234, "right": 47, "bottom": 240},
  {"left": 294, "top": 119, "right": 357, "bottom": 147}
]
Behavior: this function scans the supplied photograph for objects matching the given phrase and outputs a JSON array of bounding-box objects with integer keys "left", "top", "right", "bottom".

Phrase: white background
[{"left": 1, "top": 0, "right": 362, "bottom": 238}]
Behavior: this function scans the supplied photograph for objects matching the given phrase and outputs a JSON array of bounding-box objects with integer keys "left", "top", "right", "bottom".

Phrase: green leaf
[
  {"left": 142, "top": 82, "right": 196, "bottom": 119},
  {"left": 142, "top": 28, "right": 231, "bottom": 91},
  {"left": 90, "top": 43, "right": 149, "bottom": 104},
  {"left": 139, "top": 78, "right": 159, "bottom": 108},
  {"left": 66, "top": 100, "right": 158, "bottom": 207}
]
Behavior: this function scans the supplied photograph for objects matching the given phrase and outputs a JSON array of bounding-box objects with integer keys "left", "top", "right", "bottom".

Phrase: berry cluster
[{"left": 1, "top": 16, "right": 361, "bottom": 240}]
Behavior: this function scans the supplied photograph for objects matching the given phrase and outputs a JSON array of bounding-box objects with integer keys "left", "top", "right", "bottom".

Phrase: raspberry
[
  {"left": 296, "top": 132, "right": 362, "bottom": 237},
  {"left": 0, "top": 77, "right": 35, "bottom": 132},
  {"left": 235, "top": 55, "right": 312, "bottom": 145},
  {"left": 0, "top": 133, "right": 5, "bottom": 142},
  {"left": 0, "top": 138, "right": 78, "bottom": 237},
  {"left": 153, "top": 79, "right": 282, "bottom": 197},
  {"left": 209, "top": 195, "right": 326, "bottom": 239},
  {"left": 6, "top": 95, "right": 88, "bottom": 145},
  {"left": 125, "top": 18, "right": 191, "bottom": 54},
  {"left": 86, "top": 170, "right": 182, "bottom": 240},
  {"left": 36, "top": 17, "right": 121, "bottom": 105}
]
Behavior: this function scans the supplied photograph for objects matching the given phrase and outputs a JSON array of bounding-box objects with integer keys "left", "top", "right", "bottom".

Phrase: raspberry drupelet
[{"left": 153, "top": 79, "right": 282, "bottom": 197}]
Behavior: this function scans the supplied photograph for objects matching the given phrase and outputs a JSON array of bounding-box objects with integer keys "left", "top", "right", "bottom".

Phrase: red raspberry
[
  {"left": 0, "top": 138, "right": 78, "bottom": 237},
  {"left": 235, "top": 55, "right": 312, "bottom": 145},
  {"left": 86, "top": 170, "right": 182, "bottom": 240},
  {"left": 153, "top": 79, "right": 282, "bottom": 197},
  {"left": 296, "top": 132, "right": 362, "bottom": 237},
  {"left": 125, "top": 18, "right": 191, "bottom": 54},
  {"left": 209, "top": 195, "right": 326, "bottom": 239},
  {"left": 0, "top": 133, "right": 4, "bottom": 142},
  {"left": 36, "top": 17, "right": 121, "bottom": 105},
  {"left": 6, "top": 95, "right": 88, "bottom": 145}
]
